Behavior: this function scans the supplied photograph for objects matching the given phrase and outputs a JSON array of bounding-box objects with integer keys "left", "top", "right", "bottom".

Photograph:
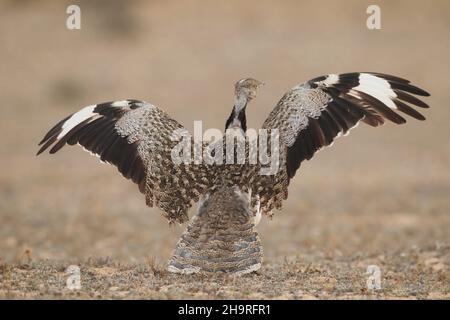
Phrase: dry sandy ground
[
  {"left": 0, "top": 1, "right": 449, "bottom": 299},
  {"left": 1, "top": 246, "right": 450, "bottom": 299}
]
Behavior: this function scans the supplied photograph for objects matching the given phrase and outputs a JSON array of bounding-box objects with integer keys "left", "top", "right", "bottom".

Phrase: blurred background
[{"left": 0, "top": 0, "right": 449, "bottom": 267}]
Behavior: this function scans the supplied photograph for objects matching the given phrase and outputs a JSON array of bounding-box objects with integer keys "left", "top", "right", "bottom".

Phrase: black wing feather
[
  {"left": 37, "top": 101, "right": 147, "bottom": 188},
  {"left": 285, "top": 72, "right": 430, "bottom": 180}
]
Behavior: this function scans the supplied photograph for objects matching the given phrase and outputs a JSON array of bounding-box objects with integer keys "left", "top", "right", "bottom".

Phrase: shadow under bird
[{"left": 37, "top": 72, "right": 430, "bottom": 274}]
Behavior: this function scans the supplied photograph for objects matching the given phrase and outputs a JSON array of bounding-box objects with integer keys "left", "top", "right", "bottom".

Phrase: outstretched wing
[
  {"left": 37, "top": 99, "right": 212, "bottom": 223},
  {"left": 252, "top": 72, "right": 430, "bottom": 215}
]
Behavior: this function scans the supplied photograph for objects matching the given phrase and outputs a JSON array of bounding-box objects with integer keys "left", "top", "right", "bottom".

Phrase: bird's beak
[{"left": 255, "top": 82, "right": 265, "bottom": 91}]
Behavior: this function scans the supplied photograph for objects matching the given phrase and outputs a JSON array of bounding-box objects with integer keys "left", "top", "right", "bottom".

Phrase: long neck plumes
[{"left": 225, "top": 93, "right": 248, "bottom": 132}]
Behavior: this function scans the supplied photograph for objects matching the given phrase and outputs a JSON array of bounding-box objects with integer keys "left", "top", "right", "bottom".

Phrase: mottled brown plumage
[
  {"left": 249, "top": 73, "right": 430, "bottom": 217},
  {"left": 37, "top": 72, "right": 430, "bottom": 274},
  {"left": 168, "top": 186, "right": 262, "bottom": 275},
  {"left": 37, "top": 100, "right": 215, "bottom": 223}
]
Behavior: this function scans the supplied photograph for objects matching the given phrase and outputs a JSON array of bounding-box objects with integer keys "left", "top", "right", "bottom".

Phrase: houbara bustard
[{"left": 38, "top": 72, "right": 429, "bottom": 274}]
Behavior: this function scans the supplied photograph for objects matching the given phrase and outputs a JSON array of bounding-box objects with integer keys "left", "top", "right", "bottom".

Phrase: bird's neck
[{"left": 225, "top": 94, "right": 248, "bottom": 132}]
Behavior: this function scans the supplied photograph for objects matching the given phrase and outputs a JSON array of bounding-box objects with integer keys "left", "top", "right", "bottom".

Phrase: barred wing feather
[
  {"left": 37, "top": 99, "right": 213, "bottom": 223},
  {"left": 253, "top": 72, "right": 430, "bottom": 215}
]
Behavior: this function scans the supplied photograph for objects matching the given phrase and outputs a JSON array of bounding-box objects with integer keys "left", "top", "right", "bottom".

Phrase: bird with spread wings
[{"left": 38, "top": 72, "right": 429, "bottom": 274}]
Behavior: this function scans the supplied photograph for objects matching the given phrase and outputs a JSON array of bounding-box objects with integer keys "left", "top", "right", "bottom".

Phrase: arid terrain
[{"left": 0, "top": 0, "right": 449, "bottom": 299}]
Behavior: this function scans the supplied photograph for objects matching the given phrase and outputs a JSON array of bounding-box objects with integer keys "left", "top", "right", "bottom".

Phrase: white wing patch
[
  {"left": 354, "top": 73, "right": 397, "bottom": 109},
  {"left": 322, "top": 74, "right": 339, "bottom": 86},
  {"left": 57, "top": 105, "right": 97, "bottom": 139},
  {"left": 111, "top": 100, "right": 130, "bottom": 107}
]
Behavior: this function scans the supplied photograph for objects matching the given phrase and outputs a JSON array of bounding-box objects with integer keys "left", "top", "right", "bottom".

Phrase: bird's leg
[{"left": 168, "top": 187, "right": 262, "bottom": 275}]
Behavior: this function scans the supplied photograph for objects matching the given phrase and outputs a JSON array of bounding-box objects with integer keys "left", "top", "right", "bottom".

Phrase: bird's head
[{"left": 234, "top": 78, "right": 265, "bottom": 102}]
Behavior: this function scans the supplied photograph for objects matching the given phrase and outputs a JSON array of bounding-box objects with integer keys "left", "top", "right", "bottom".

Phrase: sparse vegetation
[{"left": 0, "top": 0, "right": 449, "bottom": 299}]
